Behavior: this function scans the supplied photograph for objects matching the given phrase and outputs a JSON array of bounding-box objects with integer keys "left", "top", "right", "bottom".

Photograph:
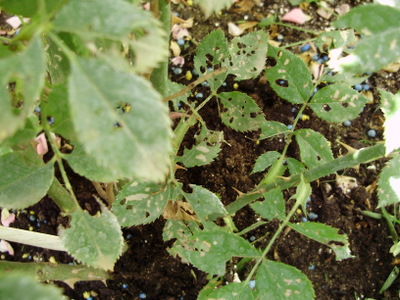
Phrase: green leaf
[
  {"left": 184, "top": 185, "right": 228, "bottom": 222},
  {"left": 194, "top": 30, "right": 229, "bottom": 91},
  {"left": 255, "top": 260, "right": 315, "bottom": 299},
  {"left": 0, "top": 153, "right": 54, "bottom": 209},
  {"left": 259, "top": 121, "right": 291, "bottom": 140},
  {"left": 205, "top": 282, "right": 255, "bottom": 300},
  {"left": 225, "top": 31, "right": 268, "bottom": 80},
  {"left": 377, "top": 156, "right": 400, "bottom": 208},
  {"left": 0, "top": 36, "right": 46, "bottom": 142},
  {"left": 113, "top": 182, "right": 178, "bottom": 226},
  {"left": 68, "top": 57, "right": 172, "bottom": 181},
  {"left": 265, "top": 47, "right": 313, "bottom": 104},
  {"left": 0, "top": 0, "right": 62, "bottom": 17},
  {"left": 286, "top": 158, "right": 306, "bottom": 176},
  {"left": 379, "top": 90, "right": 400, "bottom": 155},
  {"left": 43, "top": 34, "right": 70, "bottom": 85},
  {"left": 53, "top": 0, "right": 167, "bottom": 73},
  {"left": 309, "top": 83, "right": 368, "bottom": 122},
  {"left": 251, "top": 188, "right": 285, "bottom": 221},
  {"left": 166, "top": 80, "right": 189, "bottom": 111},
  {"left": 60, "top": 206, "right": 123, "bottom": 271},
  {"left": 315, "top": 29, "right": 356, "bottom": 52},
  {"left": 291, "top": 174, "right": 311, "bottom": 217},
  {"left": 252, "top": 151, "right": 281, "bottom": 174},
  {"left": 176, "top": 129, "right": 223, "bottom": 168},
  {"left": 295, "top": 129, "right": 333, "bottom": 168},
  {"left": 0, "top": 273, "right": 64, "bottom": 300},
  {"left": 194, "top": 0, "right": 232, "bottom": 18},
  {"left": 218, "top": 92, "right": 265, "bottom": 132},
  {"left": 390, "top": 242, "right": 400, "bottom": 256},
  {"left": 289, "top": 222, "right": 354, "bottom": 260}
]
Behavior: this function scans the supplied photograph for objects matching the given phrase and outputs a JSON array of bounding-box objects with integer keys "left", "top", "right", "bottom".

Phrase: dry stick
[{"left": 163, "top": 67, "right": 227, "bottom": 102}]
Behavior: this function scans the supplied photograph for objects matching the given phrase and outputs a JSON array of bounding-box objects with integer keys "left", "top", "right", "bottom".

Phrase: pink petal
[
  {"left": 1, "top": 209, "right": 15, "bottom": 227},
  {"left": 35, "top": 133, "right": 48, "bottom": 156},
  {"left": 171, "top": 24, "right": 190, "bottom": 40},
  {"left": 171, "top": 56, "right": 185, "bottom": 67},
  {"left": 282, "top": 8, "right": 311, "bottom": 25},
  {"left": 0, "top": 240, "right": 14, "bottom": 256}
]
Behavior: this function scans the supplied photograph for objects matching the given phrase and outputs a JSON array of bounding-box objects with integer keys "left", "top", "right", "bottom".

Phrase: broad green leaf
[
  {"left": 252, "top": 151, "right": 281, "bottom": 174},
  {"left": 259, "top": 121, "right": 291, "bottom": 140},
  {"left": 289, "top": 222, "right": 354, "bottom": 260},
  {"left": 163, "top": 219, "right": 201, "bottom": 243},
  {"left": 255, "top": 260, "right": 315, "bottom": 299},
  {"left": 265, "top": 47, "right": 313, "bottom": 104},
  {"left": 377, "top": 156, "right": 400, "bottom": 207},
  {"left": 113, "top": 182, "right": 178, "bottom": 226},
  {"left": 0, "top": 153, "right": 54, "bottom": 209},
  {"left": 309, "top": 83, "right": 368, "bottom": 122},
  {"left": 194, "top": 0, "right": 232, "bottom": 18},
  {"left": 334, "top": 4, "right": 400, "bottom": 36},
  {"left": 0, "top": 36, "right": 45, "bottom": 142},
  {"left": 315, "top": 30, "right": 356, "bottom": 52},
  {"left": 194, "top": 30, "right": 229, "bottom": 91},
  {"left": 251, "top": 188, "right": 285, "bottom": 221},
  {"left": 176, "top": 130, "right": 223, "bottom": 168},
  {"left": 205, "top": 282, "right": 255, "bottom": 300},
  {"left": 286, "top": 158, "right": 306, "bottom": 176},
  {"left": 225, "top": 31, "right": 268, "bottom": 80},
  {"left": 218, "top": 92, "right": 265, "bottom": 132},
  {"left": 60, "top": 206, "right": 123, "bottom": 271},
  {"left": 390, "top": 242, "right": 400, "bottom": 256},
  {"left": 0, "top": 273, "right": 64, "bottom": 300},
  {"left": 166, "top": 80, "right": 189, "bottom": 111},
  {"left": 68, "top": 58, "right": 172, "bottom": 181},
  {"left": 320, "top": 72, "right": 368, "bottom": 86},
  {"left": 184, "top": 185, "right": 228, "bottom": 222},
  {"left": 0, "top": 115, "right": 39, "bottom": 148},
  {"left": 53, "top": 0, "right": 167, "bottom": 73},
  {"left": 379, "top": 90, "right": 400, "bottom": 155},
  {"left": 65, "top": 142, "right": 119, "bottom": 182},
  {"left": 295, "top": 129, "right": 333, "bottom": 168},
  {"left": 45, "top": 83, "right": 76, "bottom": 141},
  {"left": 0, "top": 0, "right": 62, "bottom": 17},
  {"left": 43, "top": 34, "right": 70, "bottom": 85}
]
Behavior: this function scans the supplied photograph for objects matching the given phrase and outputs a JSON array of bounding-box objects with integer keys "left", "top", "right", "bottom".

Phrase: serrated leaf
[
  {"left": 377, "top": 156, "right": 400, "bottom": 207},
  {"left": 0, "top": 36, "right": 45, "bottom": 142},
  {"left": 0, "top": 273, "right": 64, "bottom": 300},
  {"left": 251, "top": 188, "right": 285, "bottom": 221},
  {"left": 379, "top": 90, "right": 400, "bottom": 155},
  {"left": 295, "top": 129, "right": 333, "bottom": 168},
  {"left": 184, "top": 185, "right": 228, "bottom": 222},
  {"left": 315, "top": 30, "right": 356, "bottom": 52},
  {"left": 53, "top": 0, "right": 167, "bottom": 73},
  {"left": 255, "top": 260, "right": 315, "bottom": 299},
  {"left": 225, "top": 31, "right": 268, "bottom": 80},
  {"left": 205, "top": 282, "right": 255, "bottom": 300},
  {"left": 286, "top": 158, "right": 306, "bottom": 176},
  {"left": 194, "top": 0, "right": 232, "bottom": 18},
  {"left": 291, "top": 174, "right": 311, "bottom": 217},
  {"left": 60, "top": 206, "right": 123, "bottom": 271},
  {"left": 265, "top": 47, "right": 313, "bottom": 104},
  {"left": 218, "top": 92, "right": 265, "bottom": 132},
  {"left": 309, "top": 83, "right": 368, "bottom": 122},
  {"left": 68, "top": 57, "right": 172, "bottom": 181},
  {"left": 289, "top": 222, "right": 354, "bottom": 260},
  {"left": 259, "top": 121, "right": 291, "bottom": 140},
  {"left": 252, "top": 151, "right": 281, "bottom": 173},
  {"left": 0, "top": 153, "right": 54, "bottom": 209},
  {"left": 113, "top": 182, "right": 178, "bottom": 226},
  {"left": 194, "top": 30, "right": 229, "bottom": 91},
  {"left": 0, "top": 0, "right": 62, "bottom": 17},
  {"left": 166, "top": 80, "right": 189, "bottom": 111}
]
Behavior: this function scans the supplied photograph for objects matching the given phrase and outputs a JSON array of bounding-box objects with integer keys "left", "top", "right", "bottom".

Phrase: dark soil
[{"left": 3, "top": 0, "right": 400, "bottom": 299}]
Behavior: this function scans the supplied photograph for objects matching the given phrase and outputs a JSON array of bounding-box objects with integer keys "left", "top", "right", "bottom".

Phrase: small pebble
[
  {"left": 139, "top": 292, "right": 147, "bottom": 299},
  {"left": 177, "top": 39, "right": 185, "bottom": 46},
  {"left": 207, "top": 67, "right": 214, "bottom": 72},
  {"left": 47, "top": 116, "right": 55, "bottom": 125},
  {"left": 343, "top": 120, "right": 351, "bottom": 127},
  {"left": 308, "top": 264, "right": 316, "bottom": 270},
  {"left": 172, "top": 11, "right": 179, "bottom": 17},
  {"left": 322, "top": 55, "right": 329, "bottom": 61},
  {"left": 354, "top": 84, "right": 362, "bottom": 91},
  {"left": 222, "top": 82, "right": 227, "bottom": 87},
  {"left": 301, "top": 217, "right": 308, "bottom": 222},
  {"left": 122, "top": 283, "right": 128, "bottom": 289},
  {"left": 192, "top": 69, "right": 198, "bottom": 76},
  {"left": 173, "top": 68, "right": 182, "bottom": 75},
  {"left": 312, "top": 54, "right": 319, "bottom": 61},
  {"left": 367, "top": 129, "right": 376, "bottom": 138},
  {"left": 201, "top": 81, "right": 210, "bottom": 87},
  {"left": 287, "top": 124, "right": 293, "bottom": 130},
  {"left": 300, "top": 44, "right": 311, "bottom": 52},
  {"left": 196, "top": 93, "right": 204, "bottom": 99},
  {"left": 126, "top": 233, "right": 133, "bottom": 240},
  {"left": 317, "top": 58, "right": 324, "bottom": 64},
  {"left": 277, "top": 34, "right": 284, "bottom": 41},
  {"left": 362, "top": 84, "right": 370, "bottom": 90},
  {"left": 309, "top": 212, "right": 318, "bottom": 220},
  {"left": 249, "top": 280, "right": 256, "bottom": 289},
  {"left": 249, "top": 236, "right": 256, "bottom": 242},
  {"left": 34, "top": 106, "right": 41, "bottom": 113},
  {"left": 29, "top": 215, "right": 36, "bottom": 222}
]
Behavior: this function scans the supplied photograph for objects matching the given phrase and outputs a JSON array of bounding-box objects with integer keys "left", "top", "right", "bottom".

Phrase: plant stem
[
  {"left": 47, "top": 178, "right": 80, "bottom": 213},
  {"left": 276, "top": 22, "right": 319, "bottom": 35},
  {"left": 281, "top": 37, "right": 317, "bottom": 49}
]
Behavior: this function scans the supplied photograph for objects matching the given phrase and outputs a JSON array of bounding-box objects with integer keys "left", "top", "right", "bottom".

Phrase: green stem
[
  {"left": 47, "top": 178, "right": 80, "bottom": 213},
  {"left": 281, "top": 37, "right": 317, "bottom": 49},
  {"left": 276, "top": 22, "right": 319, "bottom": 35}
]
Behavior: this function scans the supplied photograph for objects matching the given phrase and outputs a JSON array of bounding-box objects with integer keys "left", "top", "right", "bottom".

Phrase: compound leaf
[
  {"left": 259, "top": 121, "right": 291, "bottom": 140},
  {"left": 60, "top": 206, "right": 123, "bottom": 271},
  {"left": 377, "top": 156, "right": 400, "bottom": 208},
  {"left": 251, "top": 188, "right": 285, "bottom": 221},
  {"left": 309, "top": 83, "right": 368, "bottom": 122},
  {"left": 252, "top": 151, "right": 281, "bottom": 174},
  {"left": 204, "top": 282, "right": 255, "bottom": 300},
  {"left": 379, "top": 90, "right": 400, "bottom": 155}
]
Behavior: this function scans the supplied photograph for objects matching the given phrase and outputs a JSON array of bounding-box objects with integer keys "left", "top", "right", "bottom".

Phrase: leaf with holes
[
  {"left": 309, "top": 83, "right": 368, "bottom": 123},
  {"left": 203, "top": 282, "right": 255, "bottom": 300},
  {"left": 113, "top": 182, "right": 179, "bottom": 226},
  {"left": 289, "top": 222, "right": 354, "bottom": 260},
  {"left": 255, "top": 260, "right": 315, "bottom": 299},
  {"left": 53, "top": 0, "right": 168, "bottom": 73},
  {"left": 68, "top": 57, "right": 172, "bottom": 181},
  {"left": 379, "top": 90, "right": 400, "bottom": 155},
  {"left": 377, "top": 156, "right": 400, "bottom": 208},
  {"left": 60, "top": 206, "right": 123, "bottom": 271},
  {"left": 184, "top": 185, "right": 228, "bottom": 222},
  {"left": 166, "top": 80, "right": 189, "bottom": 111},
  {"left": 252, "top": 151, "right": 281, "bottom": 174},
  {"left": 251, "top": 188, "right": 285, "bottom": 221},
  {"left": 315, "top": 29, "right": 356, "bottom": 53},
  {"left": 218, "top": 92, "right": 264, "bottom": 132},
  {"left": 225, "top": 31, "right": 268, "bottom": 80},
  {"left": 295, "top": 129, "right": 333, "bottom": 168},
  {"left": 259, "top": 121, "right": 291, "bottom": 140},
  {"left": 265, "top": 47, "right": 313, "bottom": 104},
  {"left": 194, "top": 30, "right": 229, "bottom": 91}
]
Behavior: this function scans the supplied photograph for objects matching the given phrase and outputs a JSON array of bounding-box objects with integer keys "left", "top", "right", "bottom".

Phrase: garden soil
[{"left": 4, "top": 0, "right": 400, "bottom": 299}]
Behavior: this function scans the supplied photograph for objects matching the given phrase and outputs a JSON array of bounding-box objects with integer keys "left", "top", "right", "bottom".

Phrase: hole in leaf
[
  {"left": 145, "top": 212, "right": 150, "bottom": 218},
  {"left": 317, "top": 156, "right": 321, "bottom": 161},
  {"left": 126, "top": 205, "right": 133, "bottom": 210},
  {"left": 113, "top": 121, "right": 122, "bottom": 128},
  {"left": 323, "top": 105, "right": 331, "bottom": 111},
  {"left": 275, "top": 79, "right": 288, "bottom": 87},
  {"left": 120, "top": 199, "right": 126, "bottom": 205},
  {"left": 250, "top": 112, "right": 257, "bottom": 118},
  {"left": 341, "top": 102, "right": 348, "bottom": 108},
  {"left": 266, "top": 57, "right": 277, "bottom": 67}
]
